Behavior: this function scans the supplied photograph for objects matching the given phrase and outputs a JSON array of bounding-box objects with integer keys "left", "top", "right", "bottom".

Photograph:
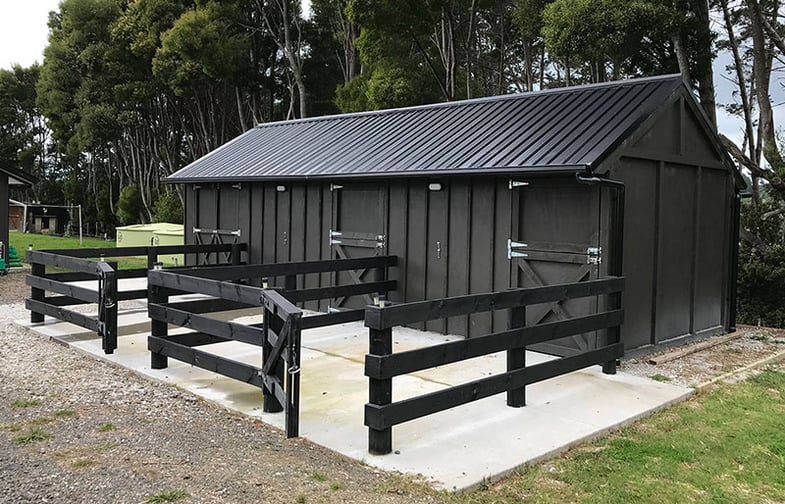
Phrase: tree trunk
[
  {"left": 692, "top": 0, "right": 717, "bottom": 128},
  {"left": 747, "top": 0, "right": 783, "bottom": 169}
]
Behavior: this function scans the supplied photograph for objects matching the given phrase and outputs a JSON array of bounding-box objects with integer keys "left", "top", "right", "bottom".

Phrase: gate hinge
[
  {"left": 330, "top": 184, "right": 343, "bottom": 191},
  {"left": 587, "top": 247, "right": 602, "bottom": 265},
  {"left": 508, "top": 180, "right": 530, "bottom": 189},
  {"left": 329, "top": 229, "right": 342, "bottom": 246},
  {"left": 507, "top": 239, "right": 528, "bottom": 259},
  {"left": 376, "top": 235, "right": 386, "bottom": 248}
]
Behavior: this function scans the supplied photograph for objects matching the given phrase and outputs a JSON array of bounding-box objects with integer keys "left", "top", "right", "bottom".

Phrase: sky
[
  {"left": 0, "top": 0, "right": 61, "bottom": 69},
  {"left": 0, "top": 0, "right": 778, "bottom": 144}
]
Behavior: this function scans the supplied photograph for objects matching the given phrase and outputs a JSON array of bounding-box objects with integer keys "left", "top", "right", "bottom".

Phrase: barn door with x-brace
[
  {"left": 329, "top": 183, "right": 387, "bottom": 310},
  {"left": 508, "top": 178, "right": 604, "bottom": 356}
]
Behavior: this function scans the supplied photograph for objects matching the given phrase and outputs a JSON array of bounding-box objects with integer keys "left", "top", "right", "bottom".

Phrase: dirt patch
[{"left": 621, "top": 326, "right": 785, "bottom": 387}]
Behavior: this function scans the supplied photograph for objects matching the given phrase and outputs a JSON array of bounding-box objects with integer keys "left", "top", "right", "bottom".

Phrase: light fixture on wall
[
  {"left": 428, "top": 182, "right": 442, "bottom": 191},
  {"left": 276, "top": 185, "right": 287, "bottom": 192}
]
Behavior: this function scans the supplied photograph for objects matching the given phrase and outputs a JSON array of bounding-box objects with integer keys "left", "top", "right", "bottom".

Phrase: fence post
[
  {"left": 102, "top": 262, "right": 118, "bottom": 354},
  {"left": 602, "top": 289, "right": 620, "bottom": 375},
  {"left": 231, "top": 243, "right": 241, "bottom": 266},
  {"left": 507, "top": 306, "right": 526, "bottom": 407},
  {"left": 368, "top": 326, "right": 393, "bottom": 454},
  {"left": 286, "top": 313, "right": 302, "bottom": 438},
  {"left": 30, "top": 261, "right": 45, "bottom": 323},
  {"left": 147, "top": 248, "right": 158, "bottom": 270},
  {"left": 149, "top": 282, "right": 169, "bottom": 369},
  {"left": 262, "top": 303, "right": 284, "bottom": 413}
]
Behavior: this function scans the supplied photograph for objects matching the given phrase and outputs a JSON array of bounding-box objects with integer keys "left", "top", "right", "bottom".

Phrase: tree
[
  {"left": 717, "top": 0, "right": 785, "bottom": 326},
  {"left": 0, "top": 64, "right": 48, "bottom": 201}
]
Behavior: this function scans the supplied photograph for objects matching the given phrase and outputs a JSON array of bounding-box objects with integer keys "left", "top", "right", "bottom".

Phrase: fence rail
[
  {"left": 146, "top": 254, "right": 399, "bottom": 438},
  {"left": 363, "top": 276, "right": 625, "bottom": 454},
  {"left": 26, "top": 243, "right": 247, "bottom": 354}
]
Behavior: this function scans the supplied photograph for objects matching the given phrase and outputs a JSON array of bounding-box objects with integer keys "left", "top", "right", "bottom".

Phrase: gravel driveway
[{"left": 0, "top": 270, "right": 438, "bottom": 504}]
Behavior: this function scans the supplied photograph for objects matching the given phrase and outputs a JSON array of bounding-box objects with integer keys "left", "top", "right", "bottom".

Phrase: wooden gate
[
  {"left": 192, "top": 228, "right": 242, "bottom": 265},
  {"left": 329, "top": 183, "right": 387, "bottom": 309},
  {"left": 508, "top": 178, "right": 605, "bottom": 356}
]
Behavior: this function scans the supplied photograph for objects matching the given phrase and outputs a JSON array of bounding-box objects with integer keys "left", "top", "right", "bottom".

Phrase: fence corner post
[
  {"left": 367, "top": 324, "right": 393, "bottom": 455},
  {"left": 149, "top": 283, "right": 169, "bottom": 369},
  {"left": 30, "top": 261, "right": 45, "bottom": 323},
  {"left": 507, "top": 306, "right": 526, "bottom": 407},
  {"left": 602, "top": 288, "right": 621, "bottom": 375}
]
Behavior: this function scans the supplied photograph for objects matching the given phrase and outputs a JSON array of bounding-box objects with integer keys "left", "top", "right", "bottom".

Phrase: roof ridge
[{"left": 254, "top": 74, "right": 685, "bottom": 129}]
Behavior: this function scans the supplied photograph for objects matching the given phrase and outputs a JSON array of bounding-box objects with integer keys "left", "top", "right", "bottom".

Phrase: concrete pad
[{"left": 20, "top": 311, "right": 693, "bottom": 491}]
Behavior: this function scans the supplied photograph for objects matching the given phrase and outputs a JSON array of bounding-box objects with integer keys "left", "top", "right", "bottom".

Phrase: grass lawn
[
  {"left": 450, "top": 368, "right": 785, "bottom": 504},
  {"left": 9, "top": 231, "right": 153, "bottom": 270}
]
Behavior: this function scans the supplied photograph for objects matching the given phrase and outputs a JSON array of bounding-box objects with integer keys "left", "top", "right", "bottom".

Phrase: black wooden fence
[
  {"left": 147, "top": 271, "right": 304, "bottom": 437},
  {"left": 363, "top": 276, "right": 625, "bottom": 454},
  {"left": 26, "top": 243, "right": 246, "bottom": 353},
  {"left": 146, "top": 255, "right": 398, "bottom": 438}
]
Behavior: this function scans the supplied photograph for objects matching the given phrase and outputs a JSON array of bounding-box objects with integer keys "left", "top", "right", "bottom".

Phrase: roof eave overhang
[{"left": 162, "top": 164, "right": 590, "bottom": 184}]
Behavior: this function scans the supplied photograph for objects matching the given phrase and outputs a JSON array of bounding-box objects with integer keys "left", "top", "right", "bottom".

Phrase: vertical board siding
[
  {"left": 290, "top": 183, "right": 307, "bottom": 291},
  {"left": 492, "top": 178, "right": 512, "bottom": 333},
  {"left": 275, "top": 185, "right": 291, "bottom": 265},
  {"left": 387, "top": 182, "right": 409, "bottom": 305},
  {"left": 406, "top": 184, "right": 428, "bottom": 330},
  {"left": 447, "top": 180, "right": 471, "bottom": 335},
  {"left": 262, "top": 184, "right": 277, "bottom": 266},
  {"left": 319, "top": 184, "right": 332, "bottom": 312},
  {"left": 249, "top": 184, "right": 265, "bottom": 267},
  {"left": 655, "top": 163, "right": 696, "bottom": 343},
  {"left": 469, "top": 181, "right": 495, "bottom": 336},
  {"left": 693, "top": 169, "right": 729, "bottom": 332},
  {"left": 184, "top": 186, "right": 196, "bottom": 260},
  {"left": 304, "top": 184, "right": 323, "bottom": 310},
  {"left": 425, "top": 184, "right": 449, "bottom": 333},
  {"left": 613, "top": 158, "right": 657, "bottom": 349}
]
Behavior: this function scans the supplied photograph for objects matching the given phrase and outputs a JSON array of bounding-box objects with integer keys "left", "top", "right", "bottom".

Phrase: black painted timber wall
[{"left": 180, "top": 92, "right": 738, "bottom": 355}]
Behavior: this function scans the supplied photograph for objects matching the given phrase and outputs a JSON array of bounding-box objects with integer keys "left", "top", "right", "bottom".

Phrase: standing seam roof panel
[
  {"left": 567, "top": 82, "right": 667, "bottom": 164},
  {"left": 484, "top": 90, "right": 590, "bottom": 168},
  {"left": 165, "top": 75, "right": 687, "bottom": 181}
]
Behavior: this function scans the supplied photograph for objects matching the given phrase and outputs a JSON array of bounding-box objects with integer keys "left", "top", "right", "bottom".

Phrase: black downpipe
[{"left": 576, "top": 171, "right": 625, "bottom": 374}]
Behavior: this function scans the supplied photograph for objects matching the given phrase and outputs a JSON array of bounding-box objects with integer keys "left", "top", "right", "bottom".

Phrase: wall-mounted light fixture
[
  {"left": 428, "top": 182, "right": 442, "bottom": 191},
  {"left": 276, "top": 185, "right": 287, "bottom": 192}
]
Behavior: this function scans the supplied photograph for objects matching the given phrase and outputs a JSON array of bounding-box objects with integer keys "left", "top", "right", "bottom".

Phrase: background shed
[
  {"left": 0, "top": 167, "right": 37, "bottom": 267},
  {"left": 165, "top": 75, "right": 744, "bottom": 357}
]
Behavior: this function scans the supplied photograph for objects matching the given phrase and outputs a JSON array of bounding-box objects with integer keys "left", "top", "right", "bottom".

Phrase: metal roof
[
  {"left": 166, "top": 74, "right": 688, "bottom": 182},
  {"left": 0, "top": 165, "right": 37, "bottom": 186}
]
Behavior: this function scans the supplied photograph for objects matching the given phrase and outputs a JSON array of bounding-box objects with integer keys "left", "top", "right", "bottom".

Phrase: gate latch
[
  {"left": 586, "top": 247, "right": 602, "bottom": 265},
  {"left": 507, "top": 239, "right": 528, "bottom": 259}
]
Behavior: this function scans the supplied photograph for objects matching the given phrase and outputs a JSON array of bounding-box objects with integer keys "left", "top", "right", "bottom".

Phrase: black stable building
[{"left": 165, "top": 74, "right": 744, "bottom": 357}]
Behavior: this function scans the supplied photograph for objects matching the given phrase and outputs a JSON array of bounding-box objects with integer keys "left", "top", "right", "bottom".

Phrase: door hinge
[
  {"left": 508, "top": 180, "right": 530, "bottom": 189},
  {"left": 507, "top": 239, "right": 528, "bottom": 259},
  {"left": 587, "top": 246, "right": 602, "bottom": 265}
]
